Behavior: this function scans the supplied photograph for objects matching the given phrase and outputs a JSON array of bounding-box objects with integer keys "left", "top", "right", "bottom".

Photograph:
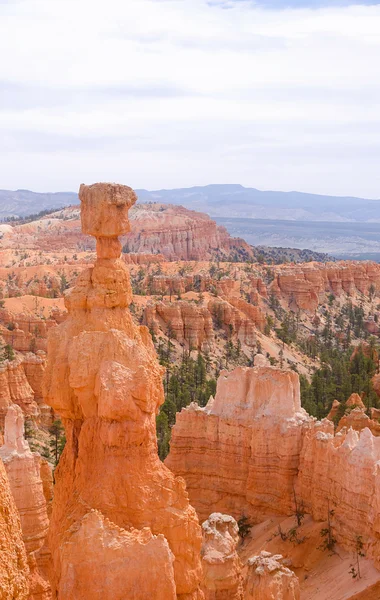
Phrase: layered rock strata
[
  {"left": 0, "top": 454, "right": 29, "bottom": 599},
  {"left": 0, "top": 357, "right": 38, "bottom": 425},
  {"left": 166, "top": 366, "right": 311, "bottom": 522},
  {"left": 0, "top": 404, "right": 51, "bottom": 599},
  {"left": 43, "top": 183, "right": 204, "bottom": 599},
  {"left": 167, "top": 364, "right": 380, "bottom": 566},
  {"left": 143, "top": 301, "right": 214, "bottom": 350},
  {"left": 297, "top": 425, "right": 380, "bottom": 567}
]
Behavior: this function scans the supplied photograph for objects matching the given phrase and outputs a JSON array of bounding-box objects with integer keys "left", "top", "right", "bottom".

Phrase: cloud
[{"left": 0, "top": 0, "right": 379, "bottom": 197}]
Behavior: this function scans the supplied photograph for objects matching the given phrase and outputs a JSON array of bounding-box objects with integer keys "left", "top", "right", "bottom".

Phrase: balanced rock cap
[{"left": 79, "top": 182, "right": 137, "bottom": 238}]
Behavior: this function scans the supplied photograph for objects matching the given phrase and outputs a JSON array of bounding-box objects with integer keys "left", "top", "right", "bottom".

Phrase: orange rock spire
[
  {"left": 0, "top": 455, "right": 29, "bottom": 600},
  {"left": 0, "top": 404, "right": 51, "bottom": 599},
  {"left": 43, "top": 183, "right": 204, "bottom": 599}
]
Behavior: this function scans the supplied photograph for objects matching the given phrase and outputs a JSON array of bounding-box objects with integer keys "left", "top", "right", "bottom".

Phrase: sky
[{"left": 1, "top": 0, "right": 380, "bottom": 197}]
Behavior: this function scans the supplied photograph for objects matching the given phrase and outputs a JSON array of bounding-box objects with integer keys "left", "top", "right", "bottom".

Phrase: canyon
[{"left": 1, "top": 182, "right": 380, "bottom": 599}]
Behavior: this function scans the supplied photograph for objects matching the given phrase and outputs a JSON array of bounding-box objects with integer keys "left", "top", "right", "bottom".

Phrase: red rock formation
[
  {"left": 297, "top": 425, "right": 380, "bottom": 567},
  {"left": 0, "top": 456, "right": 29, "bottom": 600},
  {"left": 327, "top": 393, "right": 380, "bottom": 436},
  {"left": 58, "top": 510, "right": 177, "bottom": 600},
  {"left": 0, "top": 307, "right": 64, "bottom": 354},
  {"left": 168, "top": 364, "right": 380, "bottom": 569},
  {"left": 337, "top": 407, "right": 380, "bottom": 436},
  {"left": 226, "top": 297, "right": 266, "bottom": 333},
  {"left": 272, "top": 270, "right": 319, "bottom": 312},
  {"left": 208, "top": 299, "right": 259, "bottom": 346},
  {"left": 346, "top": 392, "right": 366, "bottom": 409},
  {"left": 0, "top": 404, "right": 51, "bottom": 599},
  {"left": 245, "top": 552, "right": 300, "bottom": 600},
  {"left": 123, "top": 252, "right": 165, "bottom": 264},
  {"left": 0, "top": 357, "right": 38, "bottom": 425},
  {"left": 22, "top": 353, "right": 52, "bottom": 427},
  {"left": 166, "top": 366, "right": 311, "bottom": 522},
  {"left": 123, "top": 204, "right": 254, "bottom": 261},
  {"left": 326, "top": 399, "right": 340, "bottom": 421},
  {"left": 147, "top": 275, "right": 193, "bottom": 296},
  {"left": 201, "top": 513, "right": 243, "bottom": 599},
  {"left": 265, "top": 261, "right": 380, "bottom": 311},
  {"left": 2, "top": 202, "right": 253, "bottom": 261},
  {"left": 143, "top": 300, "right": 214, "bottom": 350},
  {"left": 43, "top": 183, "right": 204, "bottom": 599}
]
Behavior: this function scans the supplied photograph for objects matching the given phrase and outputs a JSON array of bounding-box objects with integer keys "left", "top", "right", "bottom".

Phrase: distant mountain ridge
[
  {"left": 0, "top": 189, "right": 78, "bottom": 218},
  {"left": 136, "top": 184, "right": 380, "bottom": 223},
  {"left": 1, "top": 184, "right": 380, "bottom": 222}
]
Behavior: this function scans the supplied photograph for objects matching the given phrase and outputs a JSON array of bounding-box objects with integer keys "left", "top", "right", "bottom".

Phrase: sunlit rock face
[
  {"left": 0, "top": 451, "right": 29, "bottom": 600},
  {"left": 201, "top": 513, "right": 243, "bottom": 600},
  {"left": 297, "top": 425, "right": 380, "bottom": 568},
  {"left": 0, "top": 357, "right": 37, "bottom": 425},
  {"left": 166, "top": 365, "right": 312, "bottom": 522},
  {"left": 43, "top": 183, "right": 204, "bottom": 600},
  {"left": 167, "top": 364, "right": 380, "bottom": 568},
  {"left": 0, "top": 404, "right": 51, "bottom": 599}
]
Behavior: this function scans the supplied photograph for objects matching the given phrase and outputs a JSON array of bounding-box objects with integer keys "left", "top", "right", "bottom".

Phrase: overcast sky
[{"left": 1, "top": 0, "right": 380, "bottom": 197}]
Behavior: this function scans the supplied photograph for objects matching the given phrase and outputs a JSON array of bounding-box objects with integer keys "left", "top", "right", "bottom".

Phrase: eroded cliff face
[
  {"left": 144, "top": 301, "right": 214, "bottom": 351},
  {"left": 1, "top": 202, "right": 253, "bottom": 262},
  {"left": 166, "top": 364, "right": 312, "bottom": 523},
  {"left": 122, "top": 204, "right": 254, "bottom": 261},
  {"left": 270, "top": 262, "right": 380, "bottom": 311},
  {"left": 0, "top": 404, "right": 52, "bottom": 600},
  {"left": 0, "top": 357, "right": 38, "bottom": 425},
  {"left": 297, "top": 425, "right": 380, "bottom": 568},
  {"left": 43, "top": 183, "right": 204, "bottom": 599},
  {"left": 0, "top": 451, "right": 29, "bottom": 600},
  {"left": 167, "top": 363, "right": 380, "bottom": 571}
]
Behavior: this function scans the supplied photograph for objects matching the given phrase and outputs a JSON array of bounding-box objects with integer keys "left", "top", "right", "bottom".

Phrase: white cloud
[{"left": 0, "top": 0, "right": 379, "bottom": 196}]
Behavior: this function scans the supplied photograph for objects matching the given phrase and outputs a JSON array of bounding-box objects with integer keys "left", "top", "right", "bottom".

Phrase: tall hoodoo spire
[{"left": 43, "top": 183, "right": 204, "bottom": 599}]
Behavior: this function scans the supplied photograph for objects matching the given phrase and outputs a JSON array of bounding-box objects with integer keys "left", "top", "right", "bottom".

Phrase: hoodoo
[
  {"left": 0, "top": 450, "right": 29, "bottom": 600},
  {"left": 43, "top": 183, "right": 204, "bottom": 599},
  {"left": 0, "top": 404, "right": 51, "bottom": 600}
]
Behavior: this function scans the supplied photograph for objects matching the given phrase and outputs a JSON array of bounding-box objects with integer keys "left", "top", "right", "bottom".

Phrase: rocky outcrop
[
  {"left": 296, "top": 425, "right": 380, "bottom": 567},
  {"left": 327, "top": 393, "right": 380, "bottom": 436},
  {"left": 208, "top": 299, "right": 260, "bottom": 346},
  {"left": 2, "top": 202, "right": 253, "bottom": 261},
  {"left": 201, "top": 513, "right": 243, "bottom": 600},
  {"left": 143, "top": 300, "right": 214, "bottom": 350},
  {"left": 268, "top": 261, "right": 380, "bottom": 311},
  {"left": 0, "top": 307, "right": 63, "bottom": 353},
  {"left": 0, "top": 454, "right": 29, "bottom": 600},
  {"left": 245, "top": 552, "right": 300, "bottom": 600},
  {"left": 143, "top": 295, "right": 265, "bottom": 351},
  {"left": 270, "top": 271, "right": 319, "bottom": 312},
  {"left": 337, "top": 407, "right": 380, "bottom": 436},
  {"left": 167, "top": 364, "right": 380, "bottom": 569},
  {"left": 166, "top": 366, "right": 311, "bottom": 522},
  {"left": 0, "top": 357, "right": 38, "bottom": 425},
  {"left": 58, "top": 510, "right": 177, "bottom": 600},
  {"left": 123, "top": 203, "right": 254, "bottom": 261},
  {"left": 43, "top": 183, "right": 204, "bottom": 599},
  {"left": 0, "top": 404, "right": 51, "bottom": 599},
  {"left": 22, "top": 353, "right": 52, "bottom": 427}
]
